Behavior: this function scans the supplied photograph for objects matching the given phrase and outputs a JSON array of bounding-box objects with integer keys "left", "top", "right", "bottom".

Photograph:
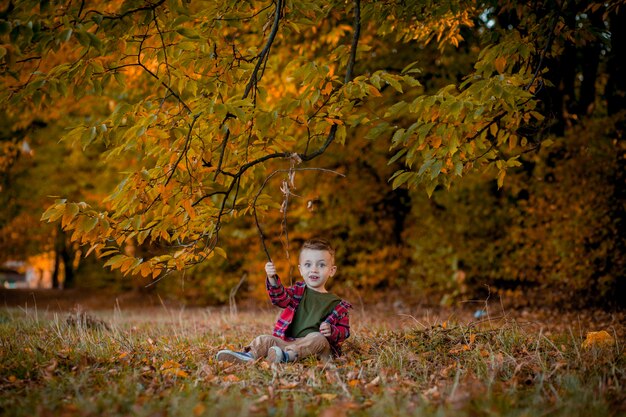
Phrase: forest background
[{"left": 1, "top": 0, "right": 625, "bottom": 310}]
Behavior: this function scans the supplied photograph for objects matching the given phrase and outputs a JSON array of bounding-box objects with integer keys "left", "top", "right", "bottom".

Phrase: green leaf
[
  {"left": 104, "top": 254, "right": 127, "bottom": 269},
  {"left": 62, "top": 203, "right": 79, "bottom": 227},
  {"left": 365, "top": 122, "right": 390, "bottom": 140},
  {"left": 214, "top": 247, "right": 227, "bottom": 259},
  {"left": 388, "top": 148, "right": 407, "bottom": 165},
  {"left": 454, "top": 160, "right": 463, "bottom": 176},
  {"left": 80, "top": 216, "right": 99, "bottom": 233},
  {"left": 381, "top": 73, "right": 403, "bottom": 93},
  {"left": 60, "top": 28, "right": 72, "bottom": 42},
  {"left": 41, "top": 205, "right": 62, "bottom": 222},
  {"left": 391, "top": 171, "right": 413, "bottom": 189},
  {"left": 176, "top": 27, "right": 201, "bottom": 39},
  {"left": 391, "top": 128, "right": 406, "bottom": 146},
  {"left": 430, "top": 160, "right": 443, "bottom": 180},
  {"left": 418, "top": 158, "right": 435, "bottom": 176}
]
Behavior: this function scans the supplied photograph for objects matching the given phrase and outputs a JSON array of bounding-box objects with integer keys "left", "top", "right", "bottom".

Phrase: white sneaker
[
  {"left": 216, "top": 350, "right": 255, "bottom": 364},
  {"left": 266, "top": 346, "right": 287, "bottom": 363}
]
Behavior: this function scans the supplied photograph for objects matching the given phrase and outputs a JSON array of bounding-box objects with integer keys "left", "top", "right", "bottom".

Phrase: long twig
[{"left": 252, "top": 168, "right": 345, "bottom": 261}]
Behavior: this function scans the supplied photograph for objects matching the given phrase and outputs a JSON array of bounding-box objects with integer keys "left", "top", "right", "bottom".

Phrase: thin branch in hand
[{"left": 252, "top": 167, "right": 345, "bottom": 262}]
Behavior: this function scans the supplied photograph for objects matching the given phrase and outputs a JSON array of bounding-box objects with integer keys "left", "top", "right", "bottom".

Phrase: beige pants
[{"left": 246, "top": 332, "right": 332, "bottom": 361}]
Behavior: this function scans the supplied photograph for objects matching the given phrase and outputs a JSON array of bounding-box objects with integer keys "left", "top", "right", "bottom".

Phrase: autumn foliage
[{"left": 1, "top": 0, "right": 625, "bottom": 305}]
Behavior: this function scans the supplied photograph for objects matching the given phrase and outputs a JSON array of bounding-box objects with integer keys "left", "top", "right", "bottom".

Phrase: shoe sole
[
  {"left": 216, "top": 351, "right": 253, "bottom": 364},
  {"left": 266, "top": 346, "right": 285, "bottom": 363}
]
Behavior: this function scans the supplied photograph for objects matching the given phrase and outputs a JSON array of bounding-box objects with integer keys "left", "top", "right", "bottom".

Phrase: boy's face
[{"left": 298, "top": 249, "right": 336, "bottom": 292}]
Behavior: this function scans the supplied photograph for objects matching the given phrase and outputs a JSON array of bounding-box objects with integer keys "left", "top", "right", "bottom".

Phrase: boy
[{"left": 216, "top": 238, "right": 351, "bottom": 363}]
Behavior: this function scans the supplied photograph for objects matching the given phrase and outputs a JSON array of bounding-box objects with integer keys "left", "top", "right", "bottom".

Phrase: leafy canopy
[{"left": 1, "top": 0, "right": 556, "bottom": 278}]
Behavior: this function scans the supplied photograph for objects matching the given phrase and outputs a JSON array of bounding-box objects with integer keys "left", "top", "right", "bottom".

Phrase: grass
[{"left": 0, "top": 304, "right": 624, "bottom": 417}]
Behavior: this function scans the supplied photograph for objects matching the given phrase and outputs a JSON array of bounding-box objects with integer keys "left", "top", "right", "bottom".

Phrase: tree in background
[{"left": 1, "top": 0, "right": 624, "bottom": 305}]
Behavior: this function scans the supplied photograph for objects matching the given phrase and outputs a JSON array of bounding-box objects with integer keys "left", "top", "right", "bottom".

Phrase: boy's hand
[
  {"left": 320, "top": 322, "right": 332, "bottom": 337},
  {"left": 265, "top": 262, "right": 277, "bottom": 278}
]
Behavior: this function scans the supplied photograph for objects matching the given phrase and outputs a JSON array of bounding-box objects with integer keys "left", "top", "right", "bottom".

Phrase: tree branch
[
  {"left": 302, "top": 0, "right": 361, "bottom": 161},
  {"left": 164, "top": 113, "right": 200, "bottom": 187},
  {"left": 243, "top": 0, "right": 284, "bottom": 99},
  {"left": 214, "top": 0, "right": 284, "bottom": 180},
  {"left": 83, "top": 0, "right": 166, "bottom": 21}
]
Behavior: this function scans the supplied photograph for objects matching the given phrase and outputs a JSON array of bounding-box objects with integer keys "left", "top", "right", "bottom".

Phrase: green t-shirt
[{"left": 286, "top": 287, "right": 341, "bottom": 338}]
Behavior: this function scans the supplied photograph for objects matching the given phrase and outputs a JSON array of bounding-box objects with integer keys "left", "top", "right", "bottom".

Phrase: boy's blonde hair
[{"left": 301, "top": 238, "right": 335, "bottom": 261}]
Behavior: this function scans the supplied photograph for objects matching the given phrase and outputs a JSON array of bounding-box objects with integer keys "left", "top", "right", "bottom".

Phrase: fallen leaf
[
  {"left": 582, "top": 330, "right": 615, "bottom": 349},
  {"left": 319, "top": 393, "right": 337, "bottom": 401},
  {"left": 162, "top": 368, "right": 189, "bottom": 378},
  {"left": 423, "top": 385, "right": 440, "bottom": 400},
  {"left": 193, "top": 403, "right": 206, "bottom": 416},
  {"left": 365, "top": 375, "right": 381, "bottom": 388},
  {"left": 45, "top": 359, "right": 58, "bottom": 373},
  {"left": 319, "top": 404, "right": 348, "bottom": 417},
  {"left": 223, "top": 374, "right": 240, "bottom": 383}
]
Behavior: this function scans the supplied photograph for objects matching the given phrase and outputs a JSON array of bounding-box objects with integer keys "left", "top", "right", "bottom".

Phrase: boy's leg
[
  {"left": 284, "top": 332, "right": 331, "bottom": 362},
  {"left": 246, "top": 334, "right": 288, "bottom": 359}
]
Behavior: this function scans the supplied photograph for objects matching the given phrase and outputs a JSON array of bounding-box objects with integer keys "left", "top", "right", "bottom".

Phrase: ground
[{"left": 0, "top": 290, "right": 625, "bottom": 417}]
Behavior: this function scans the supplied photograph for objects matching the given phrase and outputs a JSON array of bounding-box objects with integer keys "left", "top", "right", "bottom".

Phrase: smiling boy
[{"left": 216, "top": 238, "right": 352, "bottom": 363}]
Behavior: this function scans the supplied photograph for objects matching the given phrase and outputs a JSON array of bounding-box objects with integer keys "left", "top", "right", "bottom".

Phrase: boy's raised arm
[
  {"left": 265, "top": 261, "right": 294, "bottom": 308},
  {"left": 265, "top": 262, "right": 278, "bottom": 287}
]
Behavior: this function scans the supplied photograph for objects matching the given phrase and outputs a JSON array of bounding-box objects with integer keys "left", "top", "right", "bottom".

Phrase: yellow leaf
[
  {"left": 322, "top": 82, "right": 333, "bottom": 95},
  {"left": 161, "top": 360, "right": 178, "bottom": 370},
  {"left": 430, "top": 135, "right": 442, "bottom": 149},
  {"left": 368, "top": 85, "right": 382, "bottom": 97},
  {"left": 469, "top": 333, "right": 476, "bottom": 345},
  {"left": 442, "top": 321, "right": 447, "bottom": 329},
  {"left": 193, "top": 404, "right": 206, "bottom": 416},
  {"left": 182, "top": 199, "right": 196, "bottom": 219},
  {"left": 582, "top": 330, "right": 615, "bottom": 349},
  {"left": 494, "top": 56, "right": 507, "bottom": 73},
  {"left": 348, "top": 379, "right": 360, "bottom": 387},
  {"left": 162, "top": 367, "right": 189, "bottom": 378},
  {"left": 319, "top": 393, "right": 337, "bottom": 401},
  {"left": 489, "top": 123, "right": 498, "bottom": 137},
  {"left": 140, "top": 263, "right": 152, "bottom": 278}
]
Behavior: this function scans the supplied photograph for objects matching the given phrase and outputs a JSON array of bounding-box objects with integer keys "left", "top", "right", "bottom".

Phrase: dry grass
[{"left": 0, "top": 303, "right": 625, "bottom": 417}]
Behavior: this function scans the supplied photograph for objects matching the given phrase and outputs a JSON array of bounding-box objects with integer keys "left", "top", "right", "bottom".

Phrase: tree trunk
[
  {"left": 51, "top": 244, "right": 60, "bottom": 289},
  {"left": 51, "top": 224, "right": 75, "bottom": 289},
  {"left": 61, "top": 241, "right": 75, "bottom": 288}
]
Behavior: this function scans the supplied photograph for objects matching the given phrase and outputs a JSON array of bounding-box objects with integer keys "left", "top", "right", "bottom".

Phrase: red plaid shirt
[{"left": 266, "top": 276, "right": 352, "bottom": 356}]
